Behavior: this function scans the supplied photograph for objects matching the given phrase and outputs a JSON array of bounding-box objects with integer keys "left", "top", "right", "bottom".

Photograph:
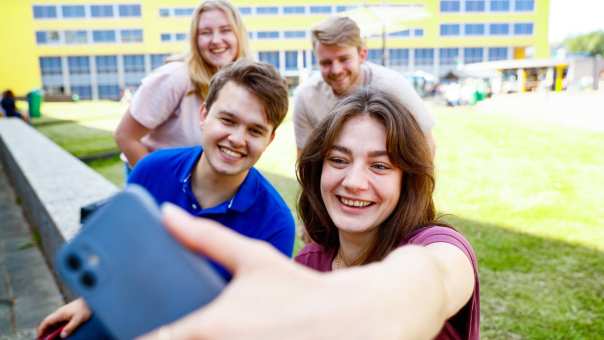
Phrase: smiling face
[
  {"left": 199, "top": 81, "right": 274, "bottom": 179},
  {"left": 320, "top": 114, "right": 402, "bottom": 241},
  {"left": 316, "top": 43, "right": 367, "bottom": 96},
  {"left": 197, "top": 9, "right": 239, "bottom": 69}
]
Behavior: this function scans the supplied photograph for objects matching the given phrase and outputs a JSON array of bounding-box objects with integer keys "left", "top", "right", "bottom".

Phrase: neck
[
  {"left": 337, "top": 228, "right": 377, "bottom": 266},
  {"left": 192, "top": 153, "right": 247, "bottom": 209}
]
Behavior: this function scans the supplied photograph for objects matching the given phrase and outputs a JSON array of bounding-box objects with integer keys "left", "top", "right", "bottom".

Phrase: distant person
[
  {"left": 37, "top": 60, "right": 296, "bottom": 340},
  {"left": 294, "top": 16, "right": 435, "bottom": 157},
  {"left": 114, "top": 0, "right": 251, "bottom": 175},
  {"left": 1, "top": 90, "right": 28, "bottom": 122}
]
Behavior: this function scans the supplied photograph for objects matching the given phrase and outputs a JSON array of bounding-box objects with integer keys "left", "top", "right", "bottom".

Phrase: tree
[{"left": 563, "top": 31, "right": 604, "bottom": 57}]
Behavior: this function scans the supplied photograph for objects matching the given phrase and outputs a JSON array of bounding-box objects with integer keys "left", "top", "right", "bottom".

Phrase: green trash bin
[{"left": 26, "top": 89, "right": 43, "bottom": 118}]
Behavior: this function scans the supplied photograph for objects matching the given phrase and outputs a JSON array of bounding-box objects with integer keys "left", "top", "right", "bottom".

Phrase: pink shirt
[
  {"left": 295, "top": 226, "right": 480, "bottom": 340},
  {"left": 129, "top": 61, "right": 202, "bottom": 152}
]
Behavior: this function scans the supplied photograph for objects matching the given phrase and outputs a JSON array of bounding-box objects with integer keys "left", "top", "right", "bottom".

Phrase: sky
[{"left": 548, "top": 0, "right": 604, "bottom": 43}]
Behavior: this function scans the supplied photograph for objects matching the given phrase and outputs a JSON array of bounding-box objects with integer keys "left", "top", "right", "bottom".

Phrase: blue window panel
[
  {"left": 62, "top": 5, "right": 85, "bottom": 18},
  {"left": 121, "top": 29, "right": 143, "bottom": 43},
  {"left": 285, "top": 51, "right": 298, "bottom": 71},
  {"left": 256, "top": 7, "right": 278, "bottom": 15},
  {"left": 514, "top": 23, "right": 533, "bottom": 35},
  {"left": 95, "top": 56, "right": 118, "bottom": 74},
  {"left": 439, "top": 48, "right": 459, "bottom": 65},
  {"left": 35, "top": 31, "right": 59, "bottom": 44},
  {"left": 414, "top": 48, "right": 434, "bottom": 66},
  {"left": 284, "top": 6, "right": 305, "bottom": 14},
  {"left": 65, "top": 30, "right": 87, "bottom": 44},
  {"left": 311, "top": 52, "right": 318, "bottom": 69},
  {"left": 310, "top": 6, "right": 332, "bottom": 14},
  {"left": 151, "top": 54, "right": 169, "bottom": 70},
  {"left": 258, "top": 51, "right": 280, "bottom": 69},
  {"left": 489, "top": 23, "right": 510, "bottom": 35},
  {"left": 93, "top": 30, "right": 116, "bottom": 43},
  {"left": 68, "top": 56, "right": 90, "bottom": 75},
  {"left": 123, "top": 55, "right": 145, "bottom": 73},
  {"left": 98, "top": 85, "right": 120, "bottom": 100},
  {"left": 515, "top": 0, "right": 534, "bottom": 11},
  {"left": 175, "top": 33, "right": 187, "bottom": 41},
  {"left": 414, "top": 29, "right": 424, "bottom": 37},
  {"left": 257, "top": 31, "right": 279, "bottom": 39},
  {"left": 464, "top": 23, "right": 485, "bottom": 36},
  {"left": 464, "top": 47, "right": 484, "bottom": 64},
  {"left": 440, "top": 24, "right": 460, "bottom": 36},
  {"left": 36, "top": 32, "right": 47, "bottom": 44},
  {"left": 389, "top": 30, "right": 410, "bottom": 37},
  {"left": 40, "top": 57, "right": 62, "bottom": 76},
  {"left": 33, "top": 5, "right": 57, "bottom": 18},
  {"left": 488, "top": 47, "right": 508, "bottom": 61},
  {"left": 91, "top": 5, "right": 113, "bottom": 17},
  {"left": 368, "top": 49, "right": 384, "bottom": 64},
  {"left": 388, "top": 48, "right": 409, "bottom": 67},
  {"left": 119, "top": 4, "right": 141, "bottom": 17},
  {"left": 302, "top": 50, "right": 308, "bottom": 68},
  {"left": 465, "top": 0, "right": 485, "bottom": 12},
  {"left": 336, "top": 5, "right": 356, "bottom": 13},
  {"left": 71, "top": 85, "right": 92, "bottom": 100},
  {"left": 174, "top": 8, "right": 194, "bottom": 16},
  {"left": 440, "top": 0, "right": 461, "bottom": 12},
  {"left": 161, "top": 33, "right": 172, "bottom": 42},
  {"left": 490, "top": 0, "right": 510, "bottom": 11},
  {"left": 159, "top": 8, "right": 170, "bottom": 17},
  {"left": 284, "top": 31, "right": 306, "bottom": 39},
  {"left": 238, "top": 7, "right": 252, "bottom": 15}
]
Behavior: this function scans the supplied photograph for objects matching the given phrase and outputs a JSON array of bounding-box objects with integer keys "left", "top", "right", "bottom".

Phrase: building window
[
  {"left": 514, "top": 0, "right": 534, "bottom": 11},
  {"left": 123, "top": 55, "right": 145, "bottom": 73},
  {"left": 514, "top": 23, "right": 533, "bottom": 35},
  {"left": 175, "top": 33, "right": 187, "bottom": 41},
  {"left": 440, "top": 0, "right": 461, "bottom": 12},
  {"left": 489, "top": 23, "right": 510, "bottom": 35},
  {"left": 284, "top": 6, "right": 305, "bottom": 14},
  {"left": 464, "top": 47, "right": 484, "bottom": 64},
  {"left": 35, "top": 31, "right": 60, "bottom": 45},
  {"left": 174, "top": 8, "right": 194, "bottom": 16},
  {"left": 33, "top": 5, "right": 57, "bottom": 19},
  {"left": 284, "top": 31, "right": 306, "bottom": 39},
  {"left": 98, "top": 85, "right": 120, "bottom": 100},
  {"left": 93, "top": 30, "right": 116, "bottom": 43},
  {"left": 258, "top": 51, "right": 280, "bottom": 69},
  {"left": 414, "top": 48, "right": 434, "bottom": 66},
  {"left": 68, "top": 56, "right": 90, "bottom": 75},
  {"left": 336, "top": 5, "right": 355, "bottom": 13},
  {"left": 414, "top": 29, "right": 424, "bottom": 37},
  {"left": 310, "top": 6, "right": 332, "bottom": 14},
  {"left": 91, "top": 5, "right": 114, "bottom": 17},
  {"left": 464, "top": 23, "right": 485, "bottom": 36},
  {"left": 119, "top": 4, "right": 141, "bottom": 17},
  {"left": 61, "top": 5, "right": 85, "bottom": 18},
  {"left": 490, "top": 0, "right": 510, "bottom": 11},
  {"left": 71, "top": 85, "right": 92, "bottom": 100},
  {"left": 256, "top": 7, "right": 278, "bottom": 15},
  {"left": 159, "top": 8, "right": 170, "bottom": 17},
  {"left": 439, "top": 48, "right": 459, "bottom": 65},
  {"left": 488, "top": 47, "right": 508, "bottom": 61},
  {"left": 285, "top": 51, "right": 298, "bottom": 71},
  {"left": 368, "top": 49, "right": 384, "bottom": 64},
  {"left": 440, "top": 24, "right": 461, "bottom": 36},
  {"left": 120, "top": 29, "right": 143, "bottom": 43},
  {"left": 160, "top": 33, "right": 172, "bottom": 42},
  {"left": 95, "top": 56, "right": 118, "bottom": 74},
  {"left": 257, "top": 31, "right": 279, "bottom": 39},
  {"left": 151, "top": 54, "right": 169, "bottom": 69},
  {"left": 65, "top": 30, "right": 87, "bottom": 44},
  {"left": 388, "top": 49, "right": 409, "bottom": 67},
  {"left": 464, "top": 0, "right": 485, "bottom": 12},
  {"left": 389, "top": 30, "right": 410, "bottom": 37},
  {"left": 40, "top": 57, "right": 62, "bottom": 75},
  {"left": 238, "top": 7, "right": 252, "bottom": 15}
]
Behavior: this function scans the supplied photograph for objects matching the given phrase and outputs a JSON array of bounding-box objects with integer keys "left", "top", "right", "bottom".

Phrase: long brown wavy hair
[{"left": 297, "top": 87, "right": 442, "bottom": 265}]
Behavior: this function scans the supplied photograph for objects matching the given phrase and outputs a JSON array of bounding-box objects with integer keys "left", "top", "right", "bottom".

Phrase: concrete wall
[{"left": 0, "top": 118, "right": 117, "bottom": 299}]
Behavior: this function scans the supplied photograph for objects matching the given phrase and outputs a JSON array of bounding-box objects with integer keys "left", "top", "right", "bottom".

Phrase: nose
[
  {"left": 210, "top": 30, "right": 221, "bottom": 44},
  {"left": 330, "top": 61, "right": 343, "bottom": 75},
  {"left": 227, "top": 126, "right": 245, "bottom": 147},
  {"left": 341, "top": 163, "right": 369, "bottom": 192}
]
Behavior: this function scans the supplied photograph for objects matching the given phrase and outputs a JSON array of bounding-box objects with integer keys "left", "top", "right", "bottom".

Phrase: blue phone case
[{"left": 56, "top": 184, "right": 225, "bottom": 339}]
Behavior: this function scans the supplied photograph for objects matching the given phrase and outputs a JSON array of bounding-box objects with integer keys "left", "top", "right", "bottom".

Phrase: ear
[
  {"left": 358, "top": 47, "right": 368, "bottom": 63},
  {"left": 268, "top": 130, "right": 276, "bottom": 145},
  {"left": 199, "top": 102, "right": 208, "bottom": 127}
]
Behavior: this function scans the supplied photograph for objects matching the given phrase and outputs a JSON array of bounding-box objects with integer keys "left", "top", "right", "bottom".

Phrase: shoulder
[
  {"left": 295, "top": 72, "right": 327, "bottom": 99},
  {"left": 295, "top": 243, "right": 332, "bottom": 271},
  {"left": 140, "top": 61, "right": 190, "bottom": 90},
  {"left": 406, "top": 226, "right": 477, "bottom": 264},
  {"left": 129, "top": 146, "right": 199, "bottom": 183},
  {"left": 365, "top": 62, "right": 407, "bottom": 84},
  {"left": 250, "top": 169, "right": 293, "bottom": 218}
]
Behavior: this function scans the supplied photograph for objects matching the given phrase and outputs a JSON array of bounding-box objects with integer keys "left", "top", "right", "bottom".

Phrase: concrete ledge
[{"left": 0, "top": 118, "right": 118, "bottom": 300}]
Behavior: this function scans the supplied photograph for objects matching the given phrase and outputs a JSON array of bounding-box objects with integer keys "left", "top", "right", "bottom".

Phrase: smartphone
[{"left": 56, "top": 184, "right": 225, "bottom": 339}]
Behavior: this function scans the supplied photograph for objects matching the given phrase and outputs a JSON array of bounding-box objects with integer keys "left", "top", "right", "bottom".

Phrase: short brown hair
[
  {"left": 311, "top": 16, "right": 364, "bottom": 50},
  {"left": 205, "top": 59, "right": 289, "bottom": 130},
  {"left": 297, "top": 87, "right": 442, "bottom": 265}
]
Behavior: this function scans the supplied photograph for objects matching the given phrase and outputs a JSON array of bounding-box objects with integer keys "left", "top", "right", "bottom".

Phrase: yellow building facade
[{"left": 0, "top": 0, "right": 549, "bottom": 99}]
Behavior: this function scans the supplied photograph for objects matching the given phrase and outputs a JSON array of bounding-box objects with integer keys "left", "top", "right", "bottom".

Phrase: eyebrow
[
  {"left": 330, "top": 145, "right": 389, "bottom": 158},
  {"left": 218, "top": 111, "right": 270, "bottom": 134}
]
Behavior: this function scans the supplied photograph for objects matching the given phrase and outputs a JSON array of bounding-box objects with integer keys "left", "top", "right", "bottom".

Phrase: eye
[
  {"left": 249, "top": 128, "right": 264, "bottom": 137},
  {"left": 220, "top": 27, "right": 233, "bottom": 33},
  {"left": 220, "top": 117, "right": 235, "bottom": 125},
  {"left": 199, "top": 30, "right": 211, "bottom": 36},
  {"left": 326, "top": 156, "right": 348, "bottom": 167},
  {"left": 371, "top": 162, "right": 392, "bottom": 171}
]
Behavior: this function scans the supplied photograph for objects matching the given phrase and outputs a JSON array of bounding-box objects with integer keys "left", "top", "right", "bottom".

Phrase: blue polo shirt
[{"left": 127, "top": 146, "right": 296, "bottom": 280}]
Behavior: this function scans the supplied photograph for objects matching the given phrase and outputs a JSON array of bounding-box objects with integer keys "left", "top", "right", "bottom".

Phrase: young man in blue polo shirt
[{"left": 37, "top": 60, "right": 295, "bottom": 339}]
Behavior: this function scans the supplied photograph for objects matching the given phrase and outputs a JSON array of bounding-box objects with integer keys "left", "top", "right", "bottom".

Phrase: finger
[
  {"left": 37, "top": 311, "right": 67, "bottom": 336},
  {"left": 61, "top": 315, "right": 85, "bottom": 338},
  {"left": 161, "top": 203, "right": 256, "bottom": 274}
]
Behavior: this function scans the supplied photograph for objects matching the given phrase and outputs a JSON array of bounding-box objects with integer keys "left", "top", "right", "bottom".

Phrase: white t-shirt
[
  {"left": 129, "top": 61, "right": 202, "bottom": 152},
  {"left": 293, "top": 62, "right": 435, "bottom": 149}
]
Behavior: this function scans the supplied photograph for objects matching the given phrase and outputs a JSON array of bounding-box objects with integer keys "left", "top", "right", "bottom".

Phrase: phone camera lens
[
  {"left": 80, "top": 271, "right": 97, "bottom": 289},
  {"left": 66, "top": 254, "right": 81, "bottom": 271}
]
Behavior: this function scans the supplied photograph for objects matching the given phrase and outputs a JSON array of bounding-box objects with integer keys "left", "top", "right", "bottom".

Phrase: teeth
[
  {"left": 340, "top": 197, "right": 371, "bottom": 208},
  {"left": 211, "top": 48, "right": 226, "bottom": 53},
  {"left": 221, "top": 147, "right": 243, "bottom": 158}
]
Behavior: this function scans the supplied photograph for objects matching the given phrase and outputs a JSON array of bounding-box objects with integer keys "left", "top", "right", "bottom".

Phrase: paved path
[{"left": 0, "top": 162, "right": 63, "bottom": 339}]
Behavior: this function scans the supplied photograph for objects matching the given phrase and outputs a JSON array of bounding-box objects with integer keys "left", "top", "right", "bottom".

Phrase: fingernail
[{"left": 60, "top": 331, "right": 67, "bottom": 338}]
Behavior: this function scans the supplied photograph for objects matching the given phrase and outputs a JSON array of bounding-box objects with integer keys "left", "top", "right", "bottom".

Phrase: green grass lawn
[{"left": 32, "top": 98, "right": 604, "bottom": 339}]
